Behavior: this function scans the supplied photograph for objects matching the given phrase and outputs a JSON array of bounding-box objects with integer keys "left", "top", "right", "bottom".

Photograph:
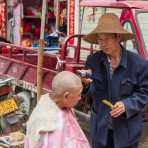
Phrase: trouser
[
  {"left": 105, "top": 129, "right": 114, "bottom": 148},
  {"left": 92, "top": 130, "right": 139, "bottom": 148},
  {"left": 125, "top": 143, "right": 139, "bottom": 148},
  {"left": 106, "top": 130, "right": 139, "bottom": 148}
]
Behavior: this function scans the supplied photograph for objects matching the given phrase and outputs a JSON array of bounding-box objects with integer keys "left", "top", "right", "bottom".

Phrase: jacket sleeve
[
  {"left": 122, "top": 61, "right": 148, "bottom": 119},
  {"left": 85, "top": 54, "right": 93, "bottom": 69}
]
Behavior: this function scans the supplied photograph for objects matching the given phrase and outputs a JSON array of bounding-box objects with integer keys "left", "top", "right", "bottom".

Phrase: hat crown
[{"left": 96, "top": 13, "right": 126, "bottom": 33}]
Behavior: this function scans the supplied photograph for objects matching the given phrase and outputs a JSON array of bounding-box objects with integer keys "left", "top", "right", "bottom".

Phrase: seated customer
[{"left": 24, "top": 71, "right": 90, "bottom": 148}]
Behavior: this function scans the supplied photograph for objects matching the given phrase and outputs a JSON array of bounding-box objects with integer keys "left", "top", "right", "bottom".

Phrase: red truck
[{"left": 0, "top": 0, "right": 148, "bottom": 136}]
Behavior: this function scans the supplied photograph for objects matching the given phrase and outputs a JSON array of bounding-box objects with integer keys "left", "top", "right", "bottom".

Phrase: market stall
[
  {"left": 3, "top": 0, "right": 67, "bottom": 48},
  {"left": 21, "top": 0, "right": 67, "bottom": 48}
]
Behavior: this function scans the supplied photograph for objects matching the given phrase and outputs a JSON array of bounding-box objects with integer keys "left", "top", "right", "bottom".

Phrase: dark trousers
[
  {"left": 125, "top": 143, "right": 139, "bottom": 148},
  {"left": 92, "top": 130, "right": 114, "bottom": 148},
  {"left": 105, "top": 129, "right": 114, "bottom": 148},
  {"left": 103, "top": 130, "right": 139, "bottom": 148}
]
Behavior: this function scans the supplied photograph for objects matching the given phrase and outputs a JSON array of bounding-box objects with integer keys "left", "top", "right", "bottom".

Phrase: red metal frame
[
  {"left": 120, "top": 9, "right": 147, "bottom": 58},
  {"left": 80, "top": 0, "right": 148, "bottom": 9},
  {"left": 60, "top": 34, "right": 84, "bottom": 62},
  {"left": 0, "top": 85, "right": 12, "bottom": 96},
  {"left": 0, "top": 42, "right": 57, "bottom": 92}
]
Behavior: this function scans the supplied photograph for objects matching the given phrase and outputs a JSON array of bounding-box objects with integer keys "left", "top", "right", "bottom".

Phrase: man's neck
[{"left": 108, "top": 47, "right": 121, "bottom": 70}]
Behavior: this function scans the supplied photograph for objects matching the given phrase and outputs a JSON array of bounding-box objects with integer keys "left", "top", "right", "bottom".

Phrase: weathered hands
[
  {"left": 81, "top": 77, "right": 93, "bottom": 85},
  {"left": 76, "top": 69, "right": 92, "bottom": 84},
  {"left": 110, "top": 101, "right": 126, "bottom": 118}
]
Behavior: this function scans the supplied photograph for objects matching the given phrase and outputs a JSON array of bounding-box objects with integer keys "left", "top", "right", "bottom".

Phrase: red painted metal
[
  {"left": 80, "top": 0, "right": 148, "bottom": 9},
  {"left": 0, "top": 43, "right": 58, "bottom": 92},
  {"left": 75, "top": 35, "right": 82, "bottom": 63},
  {"left": 0, "top": 58, "right": 11, "bottom": 74},
  {"left": 120, "top": 9, "right": 147, "bottom": 59},
  {"left": 60, "top": 34, "right": 84, "bottom": 60},
  {"left": 0, "top": 85, "right": 12, "bottom": 96},
  {"left": 42, "top": 72, "right": 55, "bottom": 91},
  {"left": 7, "top": 63, "right": 28, "bottom": 80}
]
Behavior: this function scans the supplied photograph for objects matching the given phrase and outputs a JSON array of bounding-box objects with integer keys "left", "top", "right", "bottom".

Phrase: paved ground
[
  {"left": 140, "top": 123, "right": 148, "bottom": 148},
  {"left": 140, "top": 137, "right": 148, "bottom": 148}
]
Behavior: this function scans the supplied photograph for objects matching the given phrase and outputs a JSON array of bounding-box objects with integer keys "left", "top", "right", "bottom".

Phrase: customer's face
[{"left": 97, "top": 33, "right": 119, "bottom": 56}]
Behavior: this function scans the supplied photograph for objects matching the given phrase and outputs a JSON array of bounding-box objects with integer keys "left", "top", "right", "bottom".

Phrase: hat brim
[{"left": 83, "top": 29, "right": 134, "bottom": 44}]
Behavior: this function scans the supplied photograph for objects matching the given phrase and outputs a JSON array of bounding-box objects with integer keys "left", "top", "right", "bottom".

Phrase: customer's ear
[{"left": 64, "top": 91, "right": 70, "bottom": 99}]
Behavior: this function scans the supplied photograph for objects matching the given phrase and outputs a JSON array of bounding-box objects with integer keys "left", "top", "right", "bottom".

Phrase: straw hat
[{"left": 83, "top": 13, "right": 134, "bottom": 44}]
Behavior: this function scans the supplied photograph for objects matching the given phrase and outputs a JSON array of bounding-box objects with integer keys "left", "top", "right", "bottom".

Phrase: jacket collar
[
  {"left": 119, "top": 45, "right": 127, "bottom": 69},
  {"left": 99, "top": 45, "right": 127, "bottom": 69}
]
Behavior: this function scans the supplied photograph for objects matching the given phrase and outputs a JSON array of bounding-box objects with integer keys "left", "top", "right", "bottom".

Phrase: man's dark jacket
[{"left": 85, "top": 47, "right": 148, "bottom": 148}]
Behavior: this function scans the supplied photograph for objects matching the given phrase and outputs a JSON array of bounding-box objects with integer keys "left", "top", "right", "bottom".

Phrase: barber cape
[{"left": 24, "top": 94, "right": 90, "bottom": 148}]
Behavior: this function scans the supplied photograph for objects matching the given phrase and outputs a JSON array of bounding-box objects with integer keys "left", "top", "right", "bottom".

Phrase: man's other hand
[{"left": 110, "top": 101, "right": 126, "bottom": 118}]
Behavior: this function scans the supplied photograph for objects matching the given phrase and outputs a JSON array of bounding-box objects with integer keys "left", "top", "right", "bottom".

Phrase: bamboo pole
[
  {"left": 55, "top": 0, "right": 60, "bottom": 31},
  {"left": 37, "top": 0, "right": 47, "bottom": 101}
]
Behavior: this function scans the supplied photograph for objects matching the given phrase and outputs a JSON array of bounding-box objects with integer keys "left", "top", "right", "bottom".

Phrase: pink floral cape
[{"left": 24, "top": 94, "right": 90, "bottom": 148}]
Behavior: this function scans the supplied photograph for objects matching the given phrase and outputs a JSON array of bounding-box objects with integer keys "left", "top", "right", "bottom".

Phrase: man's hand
[
  {"left": 110, "top": 101, "right": 126, "bottom": 118},
  {"left": 76, "top": 69, "right": 92, "bottom": 77},
  {"left": 81, "top": 77, "right": 92, "bottom": 85},
  {"left": 76, "top": 69, "right": 92, "bottom": 84}
]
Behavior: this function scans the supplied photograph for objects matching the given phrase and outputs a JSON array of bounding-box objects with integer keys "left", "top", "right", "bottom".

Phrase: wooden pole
[
  {"left": 55, "top": 0, "right": 60, "bottom": 31},
  {"left": 37, "top": 0, "right": 47, "bottom": 101}
]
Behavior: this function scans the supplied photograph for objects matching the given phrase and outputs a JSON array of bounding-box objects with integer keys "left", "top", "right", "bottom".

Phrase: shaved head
[{"left": 51, "top": 71, "right": 82, "bottom": 96}]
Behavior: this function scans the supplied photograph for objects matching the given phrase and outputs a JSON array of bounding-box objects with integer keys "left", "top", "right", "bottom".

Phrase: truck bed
[{"left": 0, "top": 43, "right": 58, "bottom": 92}]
